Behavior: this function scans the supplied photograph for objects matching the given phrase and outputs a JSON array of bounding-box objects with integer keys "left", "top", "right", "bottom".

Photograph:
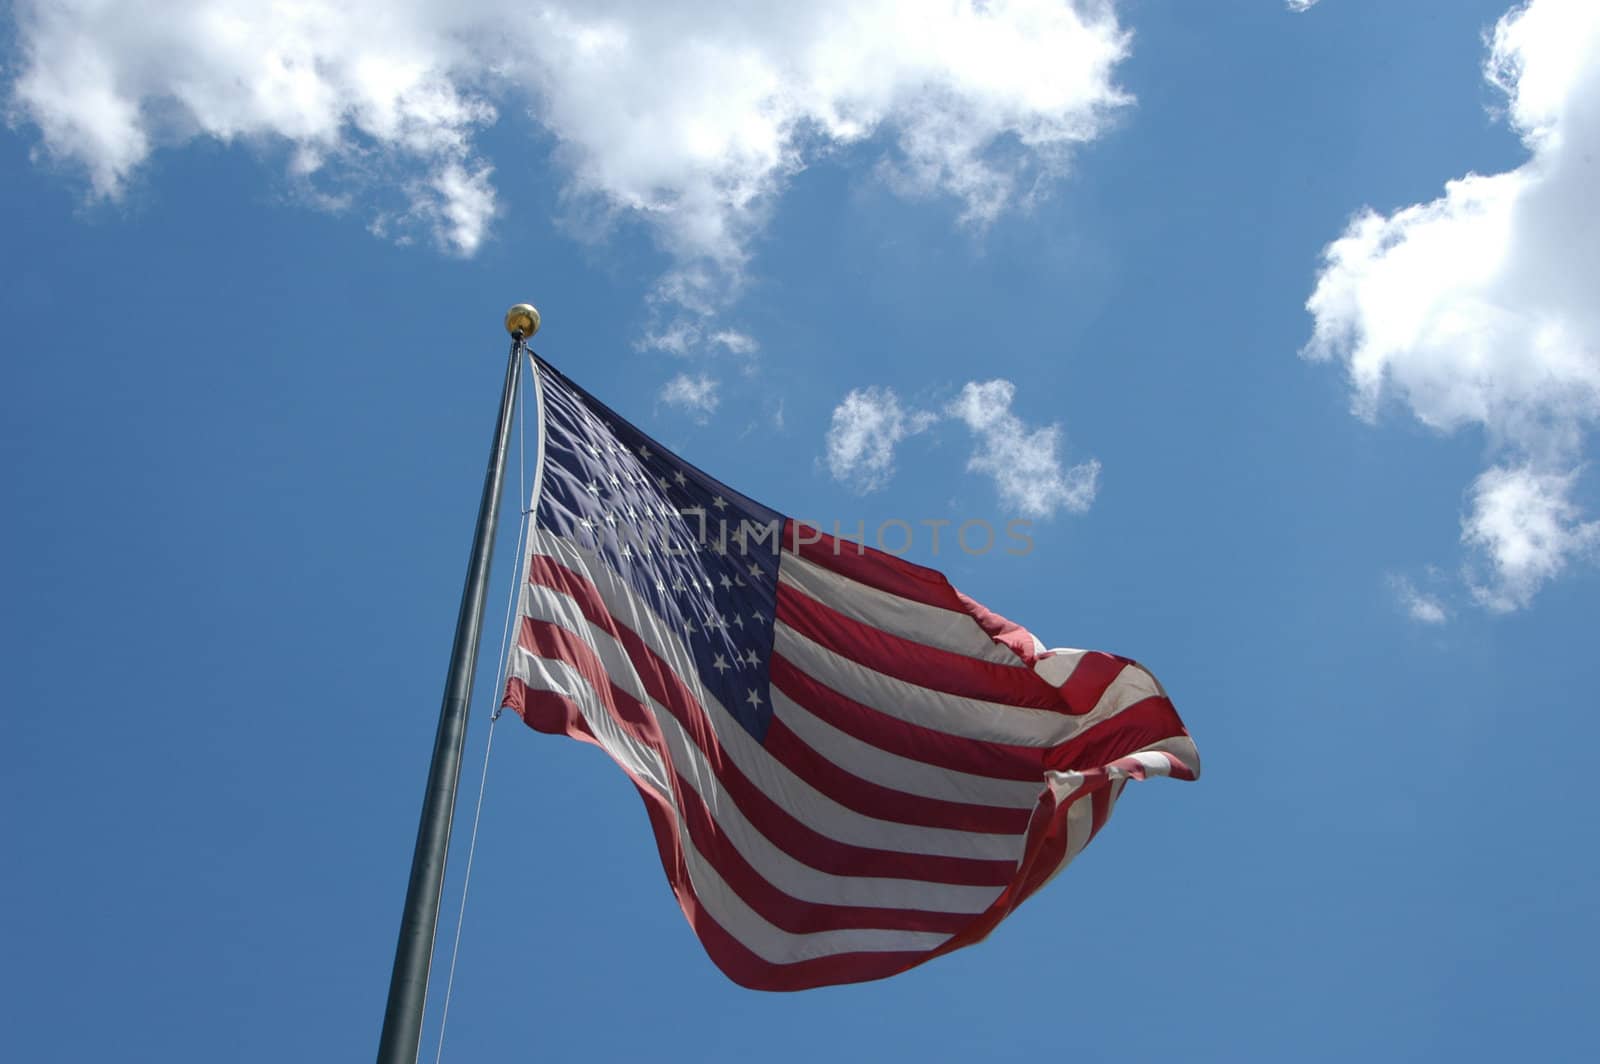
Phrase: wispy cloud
[
  {"left": 826, "top": 387, "right": 939, "bottom": 494},
  {"left": 946, "top": 380, "right": 1100, "bottom": 518},
  {"left": 1387, "top": 574, "right": 1448, "bottom": 625},
  {"left": 658, "top": 373, "right": 719, "bottom": 424},
  {"left": 1286, "top": 0, "right": 1322, "bottom": 12},
  {"left": 824, "top": 379, "right": 1099, "bottom": 518},
  {"left": 9, "top": 0, "right": 1132, "bottom": 353},
  {"left": 1462, "top": 466, "right": 1600, "bottom": 612},
  {"left": 1303, "top": 0, "right": 1600, "bottom": 611}
]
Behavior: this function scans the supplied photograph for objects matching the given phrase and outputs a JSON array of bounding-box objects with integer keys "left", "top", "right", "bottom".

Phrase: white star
[
  {"left": 712, "top": 495, "right": 727, "bottom": 511},
  {"left": 748, "top": 562, "right": 763, "bottom": 579},
  {"left": 673, "top": 470, "right": 688, "bottom": 487},
  {"left": 719, "top": 574, "right": 733, "bottom": 590},
  {"left": 577, "top": 516, "right": 596, "bottom": 534},
  {"left": 655, "top": 578, "right": 667, "bottom": 593},
  {"left": 672, "top": 578, "right": 687, "bottom": 592},
  {"left": 657, "top": 476, "right": 670, "bottom": 491},
  {"left": 751, "top": 610, "right": 765, "bottom": 623},
  {"left": 744, "top": 649, "right": 759, "bottom": 667},
  {"left": 586, "top": 480, "right": 601, "bottom": 496},
  {"left": 604, "top": 511, "right": 618, "bottom": 527},
  {"left": 731, "top": 613, "right": 744, "bottom": 629},
  {"left": 608, "top": 473, "right": 622, "bottom": 490},
  {"left": 620, "top": 544, "right": 633, "bottom": 561},
  {"left": 638, "top": 444, "right": 652, "bottom": 460},
  {"left": 712, "top": 654, "right": 730, "bottom": 674},
  {"left": 746, "top": 688, "right": 763, "bottom": 708},
  {"left": 585, "top": 440, "right": 601, "bottom": 457}
]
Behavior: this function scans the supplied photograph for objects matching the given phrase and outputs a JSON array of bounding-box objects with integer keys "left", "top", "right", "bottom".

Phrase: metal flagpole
[{"left": 376, "top": 303, "right": 541, "bottom": 1064}]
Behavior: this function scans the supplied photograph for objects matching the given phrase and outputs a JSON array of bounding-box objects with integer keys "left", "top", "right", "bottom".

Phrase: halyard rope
[{"left": 433, "top": 350, "right": 532, "bottom": 1064}]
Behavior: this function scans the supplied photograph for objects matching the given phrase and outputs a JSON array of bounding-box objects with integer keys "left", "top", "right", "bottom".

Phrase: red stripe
[
  {"left": 770, "top": 654, "right": 1048, "bottom": 783},
  {"left": 508, "top": 681, "right": 598, "bottom": 745},
  {"left": 954, "top": 590, "right": 1038, "bottom": 664},
  {"left": 1087, "top": 783, "right": 1113, "bottom": 842},
  {"left": 508, "top": 667, "right": 977, "bottom": 938},
  {"left": 672, "top": 765, "right": 975, "bottom": 936},
  {"left": 762, "top": 716, "right": 1032, "bottom": 836},
  {"left": 506, "top": 543, "right": 1198, "bottom": 991},
  {"left": 521, "top": 558, "right": 1018, "bottom": 887},
  {"left": 1044, "top": 695, "right": 1190, "bottom": 774},
  {"left": 510, "top": 680, "right": 945, "bottom": 990},
  {"left": 1057, "top": 651, "right": 1128, "bottom": 715},
  {"left": 634, "top": 796, "right": 943, "bottom": 991},
  {"left": 1108, "top": 749, "right": 1196, "bottom": 782},
  {"left": 1010, "top": 779, "right": 1107, "bottom": 909},
  {"left": 917, "top": 786, "right": 1090, "bottom": 961},
  {"left": 775, "top": 581, "right": 1063, "bottom": 710},
  {"left": 784, "top": 520, "right": 966, "bottom": 612}
]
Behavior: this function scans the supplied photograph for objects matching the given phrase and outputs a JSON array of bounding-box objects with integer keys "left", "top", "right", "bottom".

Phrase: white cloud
[
  {"left": 1303, "top": 0, "right": 1600, "bottom": 611},
  {"left": 658, "top": 373, "right": 719, "bottom": 423},
  {"left": 825, "top": 387, "right": 937, "bottom": 494},
  {"left": 947, "top": 380, "right": 1100, "bottom": 518},
  {"left": 8, "top": 0, "right": 1131, "bottom": 333},
  {"left": 1387, "top": 574, "right": 1448, "bottom": 625},
  {"left": 1463, "top": 465, "right": 1600, "bottom": 612},
  {"left": 1286, "top": 0, "right": 1322, "bottom": 12},
  {"left": 9, "top": 1, "right": 498, "bottom": 254},
  {"left": 825, "top": 378, "right": 1099, "bottom": 516}
]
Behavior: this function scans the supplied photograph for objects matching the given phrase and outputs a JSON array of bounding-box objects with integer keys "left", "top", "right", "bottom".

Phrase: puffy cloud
[
  {"left": 824, "top": 378, "right": 1099, "bottom": 518},
  {"left": 1302, "top": 0, "right": 1600, "bottom": 610},
  {"left": 825, "top": 386, "right": 938, "bottom": 493},
  {"left": 946, "top": 380, "right": 1100, "bottom": 518},
  {"left": 1286, "top": 0, "right": 1322, "bottom": 12},
  {"left": 658, "top": 373, "right": 719, "bottom": 423},
  {"left": 8, "top": 0, "right": 1131, "bottom": 332},
  {"left": 9, "top": 0, "right": 498, "bottom": 254},
  {"left": 1463, "top": 465, "right": 1600, "bottom": 612}
]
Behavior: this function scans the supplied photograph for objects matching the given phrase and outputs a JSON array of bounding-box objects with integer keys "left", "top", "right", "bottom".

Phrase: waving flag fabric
[{"left": 502, "top": 355, "right": 1199, "bottom": 990}]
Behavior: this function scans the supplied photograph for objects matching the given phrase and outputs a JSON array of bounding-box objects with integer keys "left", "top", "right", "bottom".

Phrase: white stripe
[
  {"left": 673, "top": 841, "right": 953, "bottom": 964},
  {"left": 521, "top": 535, "right": 1023, "bottom": 862},
  {"left": 1030, "top": 778, "right": 1103, "bottom": 893},
  {"left": 509, "top": 657, "right": 951, "bottom": 961},
  {"left": 1033, "top": 649, "right": 1087, "bottom": 687},
  {"left": 514, "top": 639, "right": 1004, "bottom": 915},
  {"left": 770, "top": 687, "right": 1046, "bottom": 810},
  {"left": 777, "top": 552, "right": 1024, "bottom": 667},
  {"left": 509, "top": 653, "right": 671, "bottom": 806},
  {"left": 775, "top": 621, "right": 1074, "bottom": 747},
  {"left": 777, "top": 624, "right": 1174, "bottom": 750},
  {"left": 1064, "top": 790, "right": 1096, "bottom": 864},
  {"left": 1083, "top": 662, "right": 1162, "bottom": 724}
]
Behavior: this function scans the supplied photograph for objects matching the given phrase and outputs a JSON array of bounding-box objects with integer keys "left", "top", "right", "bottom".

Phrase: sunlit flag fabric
[{"left": 502, "top": 356, "right": 1200, "bottom": 990}]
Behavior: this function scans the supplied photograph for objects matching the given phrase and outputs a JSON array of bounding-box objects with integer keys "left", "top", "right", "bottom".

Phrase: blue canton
[{"left": 532, "top": 358, "right": 782, "bottom": 740}]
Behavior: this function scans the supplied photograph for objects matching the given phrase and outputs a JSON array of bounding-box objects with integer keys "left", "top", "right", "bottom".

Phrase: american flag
[{"left": 502, "top": 356, "right": 1200, "bottom": 990}]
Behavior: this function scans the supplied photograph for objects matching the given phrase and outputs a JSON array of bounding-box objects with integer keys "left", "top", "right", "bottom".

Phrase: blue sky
[{"left": 4, "top": 1, "right": 1598, "bottom": 1061}]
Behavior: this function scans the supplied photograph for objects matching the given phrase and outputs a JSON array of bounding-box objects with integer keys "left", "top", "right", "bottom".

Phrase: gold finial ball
[{"left": 504, "top": 303, "right": 541, "bottom": 340}]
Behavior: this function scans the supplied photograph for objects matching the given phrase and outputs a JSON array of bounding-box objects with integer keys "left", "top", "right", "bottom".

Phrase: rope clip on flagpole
[{"left": 374, "top": 303, "right": 539, "bottom": 1064}]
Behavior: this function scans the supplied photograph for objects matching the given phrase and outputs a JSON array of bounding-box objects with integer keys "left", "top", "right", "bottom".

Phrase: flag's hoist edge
[{"left": 501, "top": 353, "right": 1199, "bottom": 991}]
